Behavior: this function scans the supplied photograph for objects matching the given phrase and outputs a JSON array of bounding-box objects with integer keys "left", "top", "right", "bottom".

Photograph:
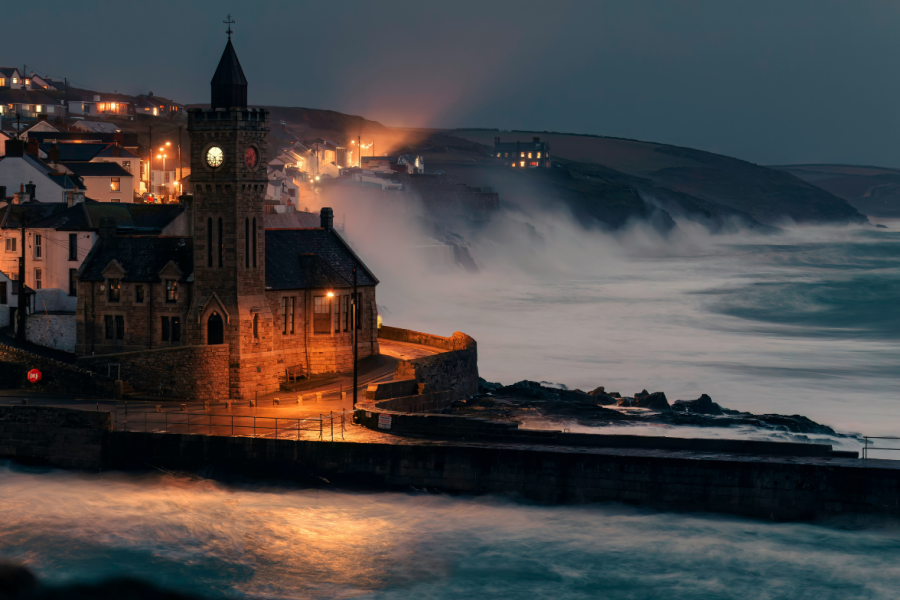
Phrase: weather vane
[{"left": 224, "top": 14, "right": 235, "bottom": 39}]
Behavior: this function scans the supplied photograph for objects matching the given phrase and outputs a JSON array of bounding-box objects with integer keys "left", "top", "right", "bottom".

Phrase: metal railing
[
  {"left": 112, "top": 410, "right": 348, "bottom": 442},
  {"left": 862, "top": 436, "right": 900, "bottom": 460}
]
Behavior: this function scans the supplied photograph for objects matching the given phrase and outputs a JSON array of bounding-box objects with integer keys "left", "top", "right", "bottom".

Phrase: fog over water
[
  {"left": 320, "top": 190, "right": 900, "bottom": 442},
  {"left": 3, "top": 462, "right": 900, "bottom": 600}
]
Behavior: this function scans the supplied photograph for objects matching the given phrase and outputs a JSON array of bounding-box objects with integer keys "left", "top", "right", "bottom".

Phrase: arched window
[
  {"left": 206, "top": 217, "right": 212, "bottom": 267},
  {"left": 207, "top": 311, "right": 224, "bottom": 345},
  {"left": 217, "top": 218, "right": 224, "bottom": 267},
  {"left": 245, "top": 218, "right": 250, "bottom": 268},
  {"left": 252, "top": 314, "right": 259, "bottom": 338},
  {"left": 252, "top": 217, "right": 257, "bottom": 268}
]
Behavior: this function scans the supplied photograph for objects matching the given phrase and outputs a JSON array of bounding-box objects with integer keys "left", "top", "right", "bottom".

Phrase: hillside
[
  {"left": 771, "top": 164, "right": 900, "bottom": 218},
  {"left": 451, "top": 130, "right": 868, "bottom": 227}
]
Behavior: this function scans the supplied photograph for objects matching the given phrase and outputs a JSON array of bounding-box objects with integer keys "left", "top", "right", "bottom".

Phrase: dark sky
[{"left": 3, "top": 1, "right": 898, "bottom": 166}]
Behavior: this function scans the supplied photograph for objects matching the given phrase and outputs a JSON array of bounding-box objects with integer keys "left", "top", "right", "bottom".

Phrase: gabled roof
[
  {"left": 83, "top": 203, "right": 184, "bottom": 233},
  {"left": 61, "top": 161, "right": 132, "bottom": 177},
  {"left": 0, "top": 89, "right": 59, "bottom": 105},
  {"left": 26, "top": 202, "right": 91, "bottom": 231},
  {"left": 93, "top": 145, "right": 139, "bottom": 159},
  {"left": 264, "top": 228, "right": 378, "bottom": 290},
  {"left": 78, "top": 236, "right": 193, "bottom": 283},
  {"left": 0, "top": 67, "right": 19, "bottom": 78}
]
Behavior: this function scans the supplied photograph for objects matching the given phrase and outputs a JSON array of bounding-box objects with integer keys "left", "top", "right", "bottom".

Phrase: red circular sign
[{"left": 27, "top": 369, "right": 42, "bottom": 383}]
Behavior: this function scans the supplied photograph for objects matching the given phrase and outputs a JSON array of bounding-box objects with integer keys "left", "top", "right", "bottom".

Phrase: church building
[{"left": 74, "top": 33, "right": 379, "bottom": 399}]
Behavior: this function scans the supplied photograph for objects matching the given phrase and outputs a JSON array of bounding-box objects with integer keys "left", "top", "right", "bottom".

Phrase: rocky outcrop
[
  {"left": 633, "top": 391, "right": 670, "bottom": 410},
  {"left": 672, "top": 394, "right": 723, "bottom": 415}
]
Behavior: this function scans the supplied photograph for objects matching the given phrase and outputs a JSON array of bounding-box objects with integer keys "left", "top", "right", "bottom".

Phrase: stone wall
[
  {"left": 26, "top": 312, "right": 76, "bottom": 353},
  {"left": 78, "top": 344, "right": 229, "bottom": 400},
  {"left": 0, "top": 406, "right": 109, "bottom": 469},
  {"left": 379, "top": 328, "right": 479, "bottom": 399},
  {"left": 0, "top": 344, "right": 114, "bottom": 396},
  {"left": 105, "top": 432, "right": 896, "bottom": 520}
]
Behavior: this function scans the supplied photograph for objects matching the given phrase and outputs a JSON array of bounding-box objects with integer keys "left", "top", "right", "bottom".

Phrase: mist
[{"left": 304, "top": 184, "right": 900, "bottom": 441}]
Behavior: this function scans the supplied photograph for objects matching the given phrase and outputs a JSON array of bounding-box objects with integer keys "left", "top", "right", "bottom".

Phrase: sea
[{"left": 3, "top": 213, "right": 900, "bottom": 598}]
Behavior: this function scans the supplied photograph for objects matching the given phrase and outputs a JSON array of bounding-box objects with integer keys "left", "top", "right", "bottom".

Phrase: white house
[
  {"left": 0, "top": 269, "right": 22, "bottom": 328},
  {"left": 0, "top": 145, "right": 80, "bottom": 202},
  {"left": 60, "top": 162, "right": 133, "bottom": 203}
]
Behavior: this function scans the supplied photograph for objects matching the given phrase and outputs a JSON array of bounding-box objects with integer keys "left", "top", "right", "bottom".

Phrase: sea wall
[
  {"left": 379, "top": 327, "right": 478, "bottom": 399},
  {"left": 104, "top": 432, "right": 895, "bottom": 521},
  {"left": 77, "top": 344, "right": 229, "bottom": 400},
  {"left": 0, "top": 344, "right": 113, "bottom": 396},
  {"left": 0, "top": 406, "right": 109, "bottom": 469}
]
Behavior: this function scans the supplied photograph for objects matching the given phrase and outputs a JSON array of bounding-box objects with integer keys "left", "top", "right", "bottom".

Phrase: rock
[
  {"left": 0, "top": 564, "right": 39, "bottom": 599},
  {"left": 616, "top": 397, "right": 634, "bottom": 407},
  {"left": 634, "top": 389, "right": 649, "bottom": 399},
  {"left": 593, "top": 394, "right": 619, "bottom": 406},
  {"left": 478, "top": 378, "right": 503, "bottom": 393},
  {"left": 588, "top": 386, "right": 605, "bottom": 395},
  {"left": 672, "top": 394, "right": 723, "bottom": 415},
  {"left": 633, "top": 391, "right": 670, "bottom": 410}
]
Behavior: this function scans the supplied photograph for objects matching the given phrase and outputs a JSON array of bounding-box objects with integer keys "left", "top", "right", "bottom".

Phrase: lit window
[
  {"left": 496, "top": 153, "right": 500, "bottom": 157},
  {"left": 520, "top": 152, "right": 524, "bottom": 157},
  {"left": 537, "top": 152, "right": 541, "bottom": 159},
  {"left": 504, "top": 152, "right": 508, "bottom": 157},
  {"left": 511, "top": 163, "right": 516, "bottom": 168},
  {"left": 108, "top": 278, "right": 120, "bottom": 302},
  {"left": 122, "top": 161, "right": 131, "bottom": 173},
  {"left": 165, "top": 280, "right": 178, "bottom": 302},
  {"left": 110, "top": 177, "right": 121, "bottom": 191},
  {"left": 35, "top": 105, "right": 42, "bottom": 113},
  {"left": 313, "top": 296, "right": 331, "bottom": 334},
  {"left": 520, "top": 161, "right": 525, "bottom": 167},
  {"left": 0, "top": 78, "right": 5, "bottom": 86},
  {"left": 528, "top": 153, "right": 532, "bottom": 159},
  {"left": 12, "top": 78, "right": 17, "bottom": 84}
]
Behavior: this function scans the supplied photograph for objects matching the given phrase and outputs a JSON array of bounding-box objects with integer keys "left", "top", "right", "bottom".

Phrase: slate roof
[
  {"left": 94, "top": 145, "right": 139, "bottom": 159},
  {"left": 28, "top": 131, "right": 116, "bottom": 144},
  {"left": 264, "top": 211, "right": 319, "bottom": 229},
  {"left": 61, "top": 162, "right": 132, "bottom": 177},
  {"left": 265, "top": 228, "right": 378, "bottom": 290},
  {"left": 1, "top": 203, "right": 67, "bottom": 229},
  {"left": 26, "top": 202, "right": 91, "bottom": 231},
  {"left": 212, "top": 39, "right": 248, "bottom": 87},
  {"left": 0, "top": 89, "right": 58, "bottom": 105},
  {"left": 10, "top": 202, "right": 183, "bottom": 233},
  {"left": 78, "top": 236, "right": 193, "bottom": 283},
  {"left": 41, "top": 143, "right": 107, "bottom": 161}
]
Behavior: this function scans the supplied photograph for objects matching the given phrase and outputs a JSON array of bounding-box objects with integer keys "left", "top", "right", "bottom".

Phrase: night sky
[{"left": 3, "top": 0, "right": 898, "bottom": 166}]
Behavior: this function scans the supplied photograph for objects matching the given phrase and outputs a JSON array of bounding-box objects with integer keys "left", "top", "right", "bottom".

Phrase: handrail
[
  {"left": 116, "top": 410, "right": 347, "bottom": 442},
  {"left": 862, "top": 436, "right": 900, "bottom": 460}
]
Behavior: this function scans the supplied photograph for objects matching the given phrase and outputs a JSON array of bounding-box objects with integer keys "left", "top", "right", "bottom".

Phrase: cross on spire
[{"left": 224, "top": 14, "right": 235, "bottom": 39}]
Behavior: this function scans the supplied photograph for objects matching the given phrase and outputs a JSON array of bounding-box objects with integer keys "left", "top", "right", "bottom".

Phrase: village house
[
  {"left": 134, "top": 93, "right": 184, "bottom": 117},
  {"left": 0, "top": 68, "right": 25, "bottom": 89},
  {"left": 74, "top": 94, "right": 135, "bottom": 119},
  {"left": 0, "top": 140, "right": 82, "bottom": 202},
  {"left": 0, "top": 89, "right": 66, "bottom": 119},
  {"left": 59, "top": 162, "right": 133, "bottom": 203},
  {"left": 72, "top": 34, "right": 380, "bottom": 398},
  {"left": 493, "top": 136, "right": 551, "bottom": 168},
  {"left": 29, "top": 74, "right": 66, "bottom": 92}
]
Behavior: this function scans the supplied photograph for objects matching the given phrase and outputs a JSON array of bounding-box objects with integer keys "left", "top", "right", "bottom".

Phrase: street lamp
[{"left": 156, "top": 152, "right": 167, "bottom": 201}]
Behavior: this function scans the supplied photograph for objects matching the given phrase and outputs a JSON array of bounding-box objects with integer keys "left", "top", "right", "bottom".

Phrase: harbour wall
[
  {"left": 1, "top": 406, "right": 892, "bottom": 521},
  {"left": 378, "top": 327, "right": 478, "bottom": 399}
]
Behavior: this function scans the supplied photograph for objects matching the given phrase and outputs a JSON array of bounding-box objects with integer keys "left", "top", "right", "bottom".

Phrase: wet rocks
[
  {"left": 672, "top": 394, "right": 723, "bottom": 415},
  {"left": 633, "top": 391, "right": 670, "bottom": 410}
]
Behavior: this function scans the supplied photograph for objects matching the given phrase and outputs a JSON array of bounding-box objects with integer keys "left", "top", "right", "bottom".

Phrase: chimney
[
  {"left": 320, "top": 207, "right": 334, "bottom": 230},
  {"left": 93, "top": 94, "right": 100, "bottom": 102},
  {"left": 98, "top": 217, "right": 117, "bottom": 239},
  {"left": 25, "top": 139, "right": 39, "bottom": 156},
  {"left": 112, "top": 145, "right": 120, "bottom": 157},
  {"left": 5, "top": 139, "right": 24, "bottom": 157},
  {"left": 25, "top": 182, "right": 36, "bottom": 202},
  {"left": 533, "top": 137, "right": 540, "bottom": 143},
  {"left": 48, "top": 144, "right": 60, "bottom": 164},
  {"left": 114, "top": 132, "right": 124, "bottom": 145}
]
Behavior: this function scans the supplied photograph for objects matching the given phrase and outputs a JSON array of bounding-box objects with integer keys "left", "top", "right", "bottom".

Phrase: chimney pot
[
  {"left": 25, "top": 182, "right": 36, "bottom": 202},
  {"left": 320, "top": 207, "right": 334, "bottom": 230}
]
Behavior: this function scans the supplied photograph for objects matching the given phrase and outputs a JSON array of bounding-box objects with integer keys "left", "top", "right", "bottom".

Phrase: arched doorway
[{"left": 207, "top": 311, "right": 224, "bottom": 345}]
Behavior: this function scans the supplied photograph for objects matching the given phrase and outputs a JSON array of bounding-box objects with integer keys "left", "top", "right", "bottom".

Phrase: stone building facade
[{"left": 74, "top": 35, "right": 379, "bottom": 399}]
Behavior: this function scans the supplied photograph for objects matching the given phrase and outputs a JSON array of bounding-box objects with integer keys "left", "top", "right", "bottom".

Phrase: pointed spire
[{"left": 210, "top": 31, "right": 248, "bottom": 110}]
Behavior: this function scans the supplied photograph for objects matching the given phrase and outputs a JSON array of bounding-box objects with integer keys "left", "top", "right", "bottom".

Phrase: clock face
[
  {"left": 206, "top": 146, "right": 224, "bottom": 168},
  {"left": 245, "top": 146, "right": 258, "bottom": 169}
]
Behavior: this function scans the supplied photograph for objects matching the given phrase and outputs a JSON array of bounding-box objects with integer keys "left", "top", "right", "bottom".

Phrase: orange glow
[{"left": 326, "top": 292, "right": 335, "bottom": 298}]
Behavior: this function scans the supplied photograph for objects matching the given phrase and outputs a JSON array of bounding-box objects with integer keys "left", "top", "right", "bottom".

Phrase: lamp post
[
  {"left": 352, "top": 267, "right": 358, "bottom": 410},
  {"left": 157, "top": 146, "right": 168, "bottom": 201}
]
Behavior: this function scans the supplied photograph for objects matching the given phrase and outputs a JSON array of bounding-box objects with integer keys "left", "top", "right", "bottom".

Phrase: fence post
[
  {"left": 330, "top": 411, "right": 333, "bottom": 441},
  {"left": 320, "top": 415, "right": 322, "bottom": 441}
]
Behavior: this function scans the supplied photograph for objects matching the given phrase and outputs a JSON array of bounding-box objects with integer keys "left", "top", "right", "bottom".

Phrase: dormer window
[
  {"left": 165, "top": 280, "right": 178, "bottom": 303},
  {"left": 108, "top": 278, "right": 120, "bottom": 302}
]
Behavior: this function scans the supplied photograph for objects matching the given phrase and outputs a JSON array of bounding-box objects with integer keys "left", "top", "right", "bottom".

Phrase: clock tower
[{"left": 186, "top": 27, "right": 275, "bottom": 398}]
